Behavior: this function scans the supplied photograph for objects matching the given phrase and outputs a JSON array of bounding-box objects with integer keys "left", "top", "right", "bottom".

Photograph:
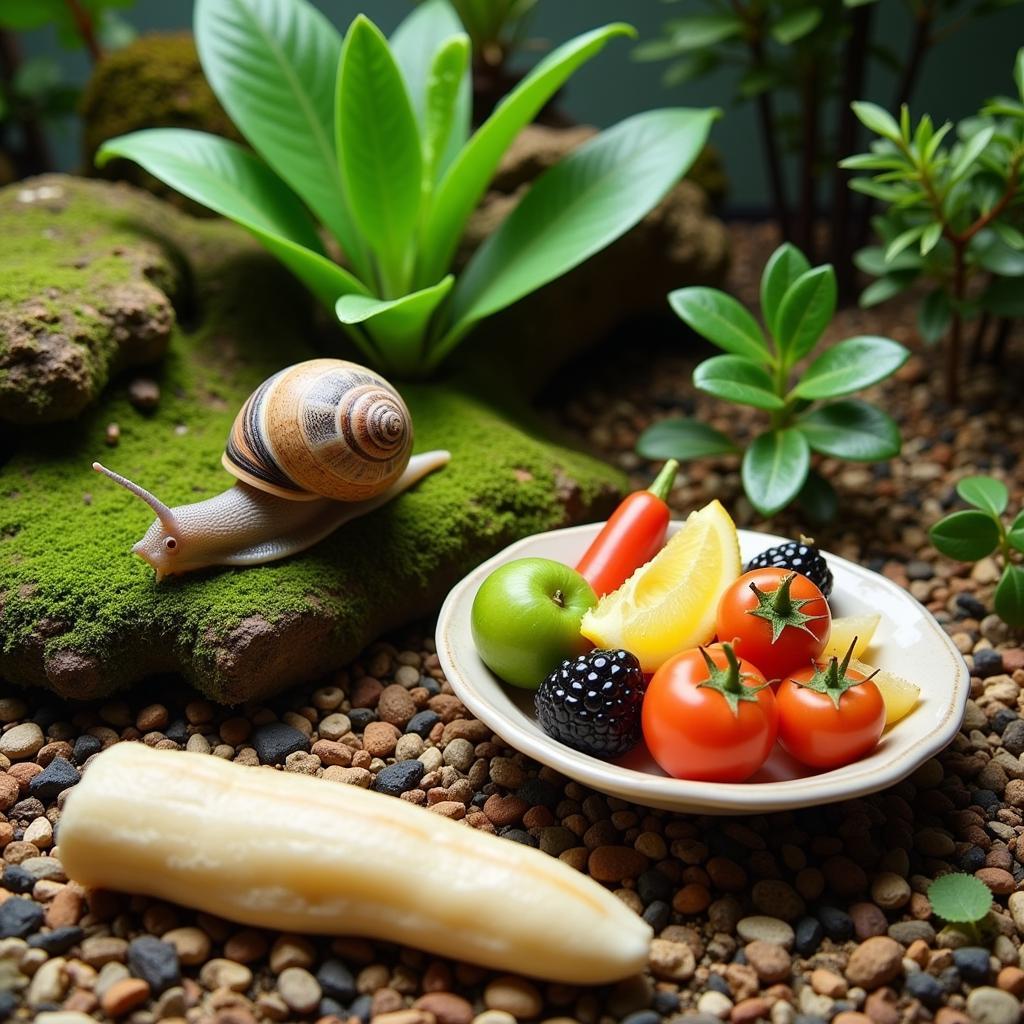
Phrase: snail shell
[{"left": 222, "top": 359, "right": 413, "bottom": 502}]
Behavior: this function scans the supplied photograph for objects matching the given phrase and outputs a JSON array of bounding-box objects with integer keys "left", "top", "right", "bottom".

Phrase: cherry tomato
[
  {"left": 716, "top": 568, "right": 831, "bottom": 680},
  {"left": 642, "top": 643, "right": 778, "bottom": 782},
  {"left": 776, "top": 653, "right": 885, "bottom": 769}
]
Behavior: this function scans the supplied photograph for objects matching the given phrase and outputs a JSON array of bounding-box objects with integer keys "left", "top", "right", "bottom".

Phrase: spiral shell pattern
[{"left": 222, "top": 359, "right": 413, "bottom": 501}]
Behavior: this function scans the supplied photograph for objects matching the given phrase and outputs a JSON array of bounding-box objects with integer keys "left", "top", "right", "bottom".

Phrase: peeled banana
[{"left": 59, "top": 743, "right": 652, "bottom": 983}]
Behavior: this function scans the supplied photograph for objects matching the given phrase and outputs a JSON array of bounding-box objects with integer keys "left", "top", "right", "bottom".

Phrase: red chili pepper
[{"left": 576, "top": 459, "right": 679, "bottom": 598}]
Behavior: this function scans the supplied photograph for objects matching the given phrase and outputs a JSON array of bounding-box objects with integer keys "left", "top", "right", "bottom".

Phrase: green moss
[{"left": 0, "top": 198, "right": 623, "bottom": 701}]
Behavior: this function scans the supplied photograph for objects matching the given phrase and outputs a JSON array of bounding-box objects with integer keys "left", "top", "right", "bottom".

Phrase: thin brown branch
[{"left": 64, "top": 0, "right": 103, "bottom": 64}]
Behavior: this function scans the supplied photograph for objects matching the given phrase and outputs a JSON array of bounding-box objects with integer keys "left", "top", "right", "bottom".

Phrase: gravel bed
[{"left": 2, "top": 223, "right": 1024, "bottom": 1024}]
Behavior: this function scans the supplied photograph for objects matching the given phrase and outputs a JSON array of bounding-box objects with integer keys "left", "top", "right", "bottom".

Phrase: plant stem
[
  {"left": 833, "top": 2, "right": 873, "bottom": 301},
  {"left": 64, "top": 0, "right": 104, "bottom": 64}
]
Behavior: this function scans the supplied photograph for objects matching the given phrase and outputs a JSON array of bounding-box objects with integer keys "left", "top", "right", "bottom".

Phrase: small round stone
[
  {"left": 160, "top": 926, "right": 210, "bottom": 966},
  {"left": 250, "top": 722, "right": 308, "bottom": 765},
  {"left": 277, "top": 966, "right": 321, "bottom": 1014},
  {"left": 373, "top": 759, "right": 425, "bottom": 796},
  {"left": 127, "top": 935, "right": 180, "bottom": 995},
  {"left": 198, "top": 958, "right": 252, "bottom": 991},
  {"left": 844, "top": 937, "right": 904, "bottom": 990},
  {"left": 737, "top": 916, "right": 795, "bottom": 950},
  {"left": 0, "top": 896, "right": 45, "bottom": 938},
  {"left": 745, "top": 940, "right": 792, "bottom": 983},
  {"left": 966, "top": 986, "right": 1022, "bottom": 1024},
  {"left": 101, "top": 977, "right": 150, "bottom": 1018},
  {"left": 0, "top": 723, "right": 44, "bottom": 760}
]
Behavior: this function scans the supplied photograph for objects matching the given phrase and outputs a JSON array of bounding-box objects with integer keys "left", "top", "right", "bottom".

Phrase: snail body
[{"left": 94, "top": 359, "right": 449, "bottom": 580}]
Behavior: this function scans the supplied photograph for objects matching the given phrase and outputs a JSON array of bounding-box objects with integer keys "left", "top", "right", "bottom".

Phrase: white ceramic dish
[{"left": 436, "top": 523, "right": 969, "bottom": 814}]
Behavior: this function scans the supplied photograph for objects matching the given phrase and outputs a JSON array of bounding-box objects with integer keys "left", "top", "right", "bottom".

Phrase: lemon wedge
[
  {"left": 580, "top": 500, "right": 740, "bottom": 672},
  {"left": 850, "top": 658, "right": 920, "bottom": 726},
  {"left": 822, "top": 613, "right": 881, "bottom": 661}
]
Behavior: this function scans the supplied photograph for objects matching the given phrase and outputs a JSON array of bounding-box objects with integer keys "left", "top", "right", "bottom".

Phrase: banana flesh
[{"left": 59, "top": 744, "right": 652, "bottom": 983}]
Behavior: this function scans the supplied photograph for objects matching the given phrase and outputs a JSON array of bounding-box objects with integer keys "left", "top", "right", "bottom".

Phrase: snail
[{"left": 92, "top": 359, "right": 450, "bottom": 580}]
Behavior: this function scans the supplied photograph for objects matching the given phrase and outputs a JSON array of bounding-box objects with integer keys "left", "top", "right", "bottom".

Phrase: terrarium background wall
[{"left": 17, "top": 0, "right": 1024, "bottom": 208}]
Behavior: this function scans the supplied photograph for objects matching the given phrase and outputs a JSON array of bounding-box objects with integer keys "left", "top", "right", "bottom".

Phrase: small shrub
[
  {"left": 929, "top": 476, "right": 1024, "bottom": 626},
  {"left": 843, "top": 48, "right": 1024, "bottom": 404},
  {"left": 637, "top": 243, "right": 909, "bottom": 520}
]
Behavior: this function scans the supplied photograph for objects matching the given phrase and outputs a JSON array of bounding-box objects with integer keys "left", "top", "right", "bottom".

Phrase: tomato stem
[
  {"left": 746, "top": 571, "right": 827, "bottom": 643},
  {"left": 789, "top": 637, "right": 878, "bottom": 709},
  {"left": 697, "top": 642, "right": 771, "bottom": 717}
]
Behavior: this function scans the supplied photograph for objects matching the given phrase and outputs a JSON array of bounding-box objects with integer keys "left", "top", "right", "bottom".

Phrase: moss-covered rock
[
  {"left": 0, "top": 177, "right": 623, "bottom": 702},
  {"left": 0, "top": 176, "right": 184, "bottom": 424}
]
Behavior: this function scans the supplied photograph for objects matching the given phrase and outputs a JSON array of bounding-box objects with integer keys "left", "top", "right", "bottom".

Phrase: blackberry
[
  {"left": 745, "top": 538, "right": 833, "bottom": 597},
  {"left": 535, "top": 649, "right": 644, "bottom": 758}
]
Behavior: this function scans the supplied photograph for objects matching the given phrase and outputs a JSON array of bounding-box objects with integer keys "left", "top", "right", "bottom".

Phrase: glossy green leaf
[
  {"left": 855, "top": 245, "right": 922, "bottom": 277},
  {"left": 336, "top": 276, "right": 454, "bottom": 376},
  {"left": 390, "top": 0, "right": 470, "bottom": 179},
  {"left": 420, "top": 36, "right": 470, "bottom": 188},
  {"left": 742, "top": 429, "right": 811, "bottom": 518},
  {"left": 771, "top": 7, "right": 822, "bottom": 44},
  {"left": 1015, "top": 46, "right": 1024, "bottom": 100},
  {"left": 760, "top": 243, "right": 811, "bottom": 340},
  {"left": 798, "top": 470, "right": 839, "bottom": 525},
  {"left": 859, "top": 274, "right": 916, "bottom": 307},
  {"left": 918, "top": 289, "right": 951, "bottom": 344},
  {"left": 995, "top": 564, "right": 1024, "bottom": 626},
  {"left": 949, "top": 125, "right": 994, "bottom": 183},
  {"left": 636, "top": 419, "right": 738, "bottom": 460},
  {"left": 795, "top": 336, "right": 909, "bottom": 399},
  {"left": 693, "top": 355, "right": 785, "bottom": 410},
  {"left": 438, "top": 107, "right": 717, "bottom": 363},
  {"left": 920, "top": 221, "right": 942, "bottom": 256},
  {"left": 885, "top": 224, "right": 926, "bottom": 263},
  {"left": 956, "top": 475, "right": 1009, "bottom": 516},
  {"left": 1008, "top": 510, "right": 1024, "bottom": 553},
  {"left": 927, "top": 874, "right": 993, "bottom": 925},
  {"left": 929, "top": 510, "right": 1001, "bottom": 561},
  {"left": 337, "top": 16, "right": 423, "bottom": 296},
  {"left": 776, "top": 265, "right": 837, "bottom": 364},
  {"left": 993, "top": 220, "right": 1024, "bottom": 251},
  {"left": 669, "top": 287, "right": 769, "bottom": 362},
  {"left": 96, "top": 130, "right": 370, "bottom": 316},
  {"left": 797, "top": 400, "right": 900, "bottom": 461},
  {"left": 194, "top": 0, "right": 365, "bottom": 275},
  {"left": 663, "top": 14, "right": 743, "bottom": 50},
  {"left": 418, "top": 23, "right": 634, "bottom": 286},
  {"left": 851, "top": 100, "right": 901, "bottom": 141}
]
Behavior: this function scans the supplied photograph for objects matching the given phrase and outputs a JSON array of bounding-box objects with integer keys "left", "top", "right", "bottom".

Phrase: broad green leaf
[
  {"left": 776, "top": 265, "right": 837, "bottom": 364},
  {"left": 742, "top": 429, "right": 811, "bottom": 518},
  {"left": 795, "top": 336, "right": 909, "bottom": 399},
  {"left": 96, "top": 130, "right": 370, "bottom": 317},
  {"left": 920, "top": 221, "right": 942, "bottom": 256},
  {"left": 669, "top": 287, "right": 769, "bottom": 362},
  {"left": 418, "top": 23, "right": 634, "bottom": 286},
  {"left": 421, "top": 36, "right": 470, "bottom": 188},
  {"left": 437, "top": 107, "right": 718, "bottom": 364},
  {"left": 1008, "top": 510, "right": 1024, "bottom": 553},
  {"left": 949, "top": 125, "right": 994, "bottom": 183},
  {"left": 336, "top": 276, "right": 454, "bottom": 376},
  {"left": 693, "top": 355, "right": 785, "bottom": 410},
  {"left": 636, "top": 419, "right": 738, "bottom": 460},
  {"left": 337, "top": 16, "right": 423, "bottom": 296},
  {"left": 927, "top": 874, "right": 993, "bottom": 925},
  {"left": 760, "top": 243, "right": 811, "bottom": 339},
  {"left": 885, "top": 224, "right": 926, "bottom": 263},
  {"left": 390, "top": 0, "right": 470, "bottom": 179},
  {"left": 995, "top": 565, "right": 1024, "bottom": 627},
  {"left": 771, "top": 7, "right": 822, "bottom": 44},
  {"left": 797, "top": 400, "right": 900, "bottom": 461},
  {"left": 194, "top": 0, "right": 366, "bottom": 277},
  {"left": 851, "top": 100, "right": 901, "bottom": 141},
  {"left": 956, "top": 475, "right": 1008, "bottom": 516},
  {"left": 918, "top": 289, "right": 951, "bottom": 344},
  {"left": 929, "top": 510, "right": 1001, "bottom": 561},
  {"left": 855, "top": 245, "right": 922, "bottom": 276},
  {"left": 664, "top": 13, "right": 743, "bottom": 50},
  {"left": 798, "top": 470, "right": 839, "bottom": 525}
]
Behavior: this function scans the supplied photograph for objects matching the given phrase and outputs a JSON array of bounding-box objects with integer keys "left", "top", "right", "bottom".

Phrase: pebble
[
  {"left": 277, "top": 965, "right": 322, "bottom": 1014},
  {"left": 887, "top": 920, "right": 935, "bottom": 945},
  {"left": 250, "top": 722, "right": 308, "bottom": 764},
  {"left": 443, "top": 738, "right": 475, "bottom": 772},
  {"left": 751, "top": 880, "right": 804, "bottom": 921},
  {"left": 744, "top": 940, "right": 792, "bottom": 983},
  {"left": 365, "top": 721, "right": 401, "bottom": 757},
  {"left": 953, "top": 946, "right": 993, "bottom": 982},
  {"left": 811, "top": 969, "right": 846, "bottom": 998},
  {"left": 27, "top": 955, "right": 67, "bottom": 1006},
  {"left": 965, "top": 986, "right": 1022, "bottom": 1024},
  {"left": 27, "top": 756, "right": 79, "bottom": 801},
  {"left": 844, "top": 937, "right": 904, "bottom": 989},
  {"left": 817, "top": 907, "right": 854, "bottom": 941},
  {"left": 28, "top": 925, "right": 85, "bottom": 955},
  {"left": 648, "top": 938, "right": 696, "bottom": 981},
  {"left": 870, "top": 873, "right": 910, "bottom": 909},
  {"left": 850, "top": 902, "right": 888, "bottom": 939},
  {"left": 0, "top": 723, "right": 44, "bottom": 760},
  {"left": 588, "top": 845, "right": 647, "bottom": 882},
  {"left": 905, "top": 971, "right": 945, "bottom": 1007},
  {"left": 199, "top": 957, "right": 252, "bottom": 991},
  {"left": 697, "top": 991, "right": 733, "bottom": 1018},
  {"left": 484, "top": 975, "right": 544, "bottom": 1018},
  {"left": 269, "top": 933, "right": 315, "bottom": 973},
  {"left": 736, "top": 916, "right": 795, "bottom": 950},
  {"left": 127, "top": 934, "right": 180, "bottom": 994},
  {"left": 406, "top": 710, "right": 441, "bottom": 738},
  {"left": 0, "top": 897, "right": 44, "bottom": 938},
  {"left": 101, "top": 977, "right": 150, "bottom": 1018},
  {"left": 378, "top": 685, "right": 417, "bottom": 727},
  {"left": 161, "top": 926, "right": 211, "bottom": 965},
  {"left": 415, "top": 992, "right": 475, "bottom": 1024},
  {"left": 317, "top": 958, "right": 356, "bottom": 1001},
  {"left": 374, "top": 759, "right": 425, "bottom": 796},
  {"left": 794, "top": 917, "right": 824, "bottom": 955}
]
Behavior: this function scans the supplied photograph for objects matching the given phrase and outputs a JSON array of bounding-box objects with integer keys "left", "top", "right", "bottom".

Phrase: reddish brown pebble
[
  {"left": 976, "top": 867, "right": 1016, "bottom": 894},
  {"left": 588, "top": 845, "right": 648, "bottom": 883},
  {"left": 102, "top": 977, "right": 151, "bottom": 1017},
  {"left": 219, "top": 717, "right": 251, "bottom": 746},
  {"left": 377, "top": 685, "right": 417, "bottom": 727},
  {"left": 845, "top": 937, "right": 903, "bottom": 989},
  {"left": 0, "top": 774, "right": 17, "bottom": 811},
  {"left": 8, "top": 761, "right": 42, "bottom": 790},
  {"left": 429, "top": 801, "right": 466, "bottom": 819},
  {"left": 136, "top": 704, "right": 169, "bottom": 732},
  {"left": 707, "top": 856, "right": 747, "bottom": 891},
  {"left": 905, "top": 939, "right": 930, "bottom": 968},
  {"left": 311, "top": 740, "right": 353, "bottom": 767},
  {"left": 483, "top": 793, "right": 528, "bottom": 827},
  {"left": 933, "top": 1010, "right": 971, "bottom": 1024},
  {"left": 363, "top": 722, "right": 400, "bottom": 758},
  {"left": 997, "top": 965, "right": 1024, "bottom": 997},
  {"left": 350, "top": 677, "right": 384, "bottom": 708},
  {"left": 744, "top": 940, "right": 791, "bottom": 983},
  {"left": 45, "top": 883, "right": 84, "bottom": 928},
  {"left": 672, "top": 882, "right": 712, "bottom": 914},
  {"left": 833, "top": 1014, "right": 872, "bottom": 1024},
  {"left": 225, "top": 928, "right": 269, "bottom": 963},
  {"left": 811, "top": 968, "right": 847, "bottom": 998},
  {"left": 731, "top": 997, "right": 770, "bottom": 1024},
  {"left": 850, "top": 902, "right": 888, "bottom": 939},
  {"left": 863, "top": 988, "right": 900, "bottom": 1024},
  {"left": 413, "top": 992, "right": 474, "bottom": 1024}
]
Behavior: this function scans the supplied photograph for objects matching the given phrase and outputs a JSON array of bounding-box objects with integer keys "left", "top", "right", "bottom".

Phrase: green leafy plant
[
  {"left": 0, "top": 0, "right": 136, "bottom": 177},
  {"left": 637, "top": 243, "right": 909, "bottom": 519},
  {"left": 927, "top": 873, "right": 994, "bottom": 942},
  {"left": 843, "top": 48, "right": 1024, "bottom": 404},
  {"left": 97, "top": 0, "right": 717, "bottom": 379},
  {"left": 929, "top": 476, "right": 1024, "bottom": 626},
  {"left": 635, "top": 0, "right": 1022, "bottom": 296}
]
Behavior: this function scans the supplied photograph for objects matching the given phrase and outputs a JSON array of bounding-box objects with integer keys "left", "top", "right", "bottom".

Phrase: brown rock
[
  {"left": 811, "top": 968, "right": 847, "bottom": 998},
  {"left": 649, "top": 938, "right": 696, "bottom": 981},
  {"left": 588, "top": 846, "right": 648, "bottom": 883},
  {"left": 976, "top": 867, "right": 1016, "bottom": 894},
  {"left": 850, "top": 902, "right": 889, "bottom": 939},
  {"left": 744, "top": 940, "right": 791, "bottom": 983},
  {"left": 0, "top": 774, "right": 17, "bottom": 811},
  {"left": 933, "top": 1010, "right": 971, "bottom": 1024},
  {"left": 845, "top": 937, "right": 904, "bottom": 990},
  {"left": 45, "top": 883, "right": 84, "bottom": 928},
  {"left": 377, "top": 685, "right": 417, "bottom": 727},
  {"left": 997, "top": 966, "right": 1024, "bottom": 997},
  {"left": 482, "top": 793, "right": 527, "bottom": 827},
  {"left": 863, "top": 987, "right": 900, "bottom": 1024},
  {"left": 350, "top": 677, "right": 383, "bottom": 708},
  {"left": 673, "top": 883, "right": 712, "bottom": 915},
  {"left": 413, "top": 992, "right": 474, "bottom": 1024},
  {"left": 101, "top": 977, "right": 151, "bottom": 1017},
  {"left": 730, "top": 997, "right": 771, "bottom": 1024},
  {"left": 311, "top": 739, "right": 353, "bottom": 767},
  {"left": 833, "top": 1015, "right": 873, "bottom": 1024},
  {"left": 707, "top": 856, "right": 747, "bottom": 891},
  {"left": 363, "top": 722, "right": 400, "bottom": 758}
]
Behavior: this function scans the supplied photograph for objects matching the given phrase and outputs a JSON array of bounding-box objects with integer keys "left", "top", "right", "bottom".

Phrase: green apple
[{"left": 471, "top": 557, "right": 597, "bottom": 689}]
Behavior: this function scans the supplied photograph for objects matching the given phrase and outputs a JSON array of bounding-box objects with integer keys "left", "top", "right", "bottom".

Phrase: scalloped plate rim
[{"left": 436, "top": 523, "right": 969, "bottom": 814}]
